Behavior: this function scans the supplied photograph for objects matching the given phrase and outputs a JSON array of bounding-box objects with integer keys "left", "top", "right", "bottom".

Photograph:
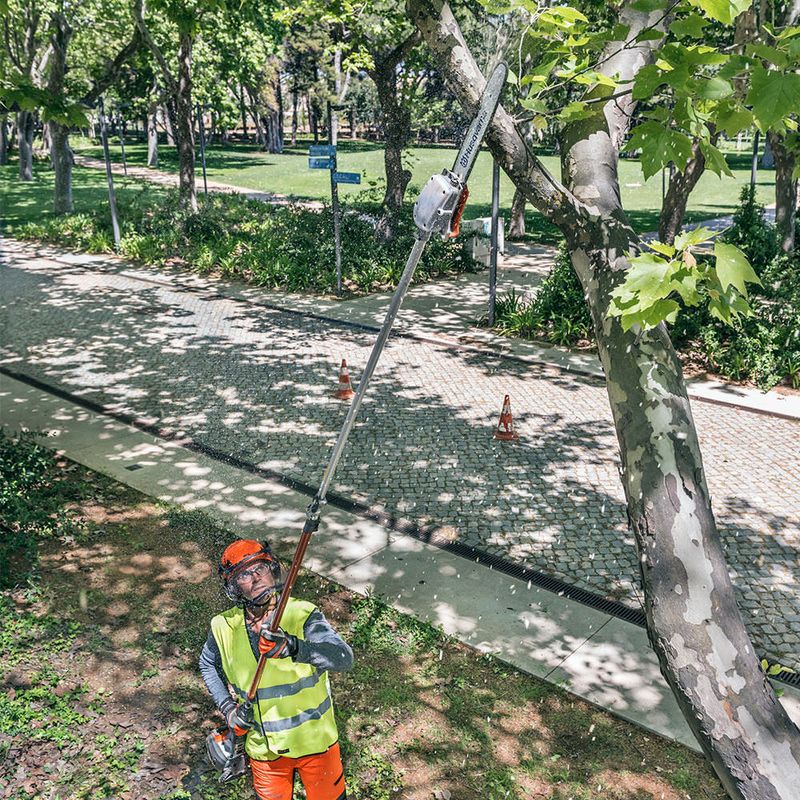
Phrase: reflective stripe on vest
[{"left": 210, "top": 599, "right": 339, "bottom": 760}]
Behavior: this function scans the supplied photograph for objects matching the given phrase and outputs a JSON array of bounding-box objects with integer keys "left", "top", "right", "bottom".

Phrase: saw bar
[{"left": 452, "top": 62, "right": 508, "bottom": 183}]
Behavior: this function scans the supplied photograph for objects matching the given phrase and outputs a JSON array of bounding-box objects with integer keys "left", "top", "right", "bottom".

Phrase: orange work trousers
[{"left": 250, "top": 742, "right": 346, "bottom": 800}]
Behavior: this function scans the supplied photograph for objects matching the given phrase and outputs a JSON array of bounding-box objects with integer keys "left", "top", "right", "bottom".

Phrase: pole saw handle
[
  {"left": 448, "top": 185, "right": 470, "bottom": 238},
  {"left": 245, "top": 497, "right": 320, "bottom": 702}
]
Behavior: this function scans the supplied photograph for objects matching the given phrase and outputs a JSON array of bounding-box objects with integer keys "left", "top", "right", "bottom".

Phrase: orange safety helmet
[{"left": 218, "top": 539, "right": 282, "bottom": 606}]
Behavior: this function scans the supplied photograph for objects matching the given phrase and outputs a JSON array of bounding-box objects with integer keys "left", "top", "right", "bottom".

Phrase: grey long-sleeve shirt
[{"left": 199, "top": 608, "right": 353, "bottom": 716}]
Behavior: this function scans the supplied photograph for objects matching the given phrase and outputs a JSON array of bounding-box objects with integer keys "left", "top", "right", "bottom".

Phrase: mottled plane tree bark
[{"left": 408, "top": 1, "right": 800, "bottom": 798}]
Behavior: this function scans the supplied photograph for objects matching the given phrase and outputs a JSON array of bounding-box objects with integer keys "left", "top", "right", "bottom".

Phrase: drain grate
[{"left": 3, "top": 364, "right": 796, "bottom": 689}]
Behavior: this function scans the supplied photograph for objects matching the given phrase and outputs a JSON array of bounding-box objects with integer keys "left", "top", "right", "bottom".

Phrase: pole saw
[{"left": 207, "top": 62, "right": 508, "bottom": 782}]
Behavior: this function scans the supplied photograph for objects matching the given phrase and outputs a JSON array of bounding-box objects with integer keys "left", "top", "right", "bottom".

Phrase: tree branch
[
  {"left": 82, "top": 28, "right": 142, "bottom": 107},
  {"left": 133, "top": 0, "right": 176, "bottom": 89},
  {"left": 407, "top": 0, "right": 582, "bottom": 231}
]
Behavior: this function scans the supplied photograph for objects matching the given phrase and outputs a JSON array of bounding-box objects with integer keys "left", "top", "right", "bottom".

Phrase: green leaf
[
  {"left": 611, "top": 253, "right": 676, "bottom": 307},
  {"left": 539, "top": 6, "right": 589, "bottom": 28},
  {"left": 635, "top": 29, "right": 666, "bottom": 42},
  {"left": 712, "top": 100, "right": 753, "bottom": 137},
  {"left": 714, "top": 241, "right": 762, "bottom": 295},
  {"left": 630, "top": 0, "right": 666, "bottom": 11},
  {"left": 521, "top": 58, "right": 559, "bottom": 85},
  {"left": 557, "top": 100, "right": 597, "bottom": 122},
  {"left": 633, "top": 65, "right": 667, "bottom": 100},
  {"left": 627, "top": 121, "right": 694, "bottom": 179},
  {"left": 689, "top": 0, "right": 750, "bottom": 25},
  {"left": 746, "top": 43, "right": 789, "bottom": 68},
  {"left": 670, "top": 14, "right": 710, "bottom": 38},
  {"left": 699, "top": 140, "right": 733, "bottom": 177},
  {"left": 646, "top": 241, "right": 676, "bottom": 257},
  {"left": 675, "top": 226, "right": 717, "bottom": 250},
  {"left": 746, "top": 65, "right": 800, "bottom": 130},
  {"left": 520, "top": 96, "right": 548, "bottom": 113},
  {"left": 694, "top": 76, "right": 734, "bottom": 100},
  {"left": 618, "top": 299, "right": 682, "bottom": 331}
]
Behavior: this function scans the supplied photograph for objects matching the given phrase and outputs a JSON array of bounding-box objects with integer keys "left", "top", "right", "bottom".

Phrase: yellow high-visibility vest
[{"left": 211, "top": 598, "right": 339, "bottom": 760}]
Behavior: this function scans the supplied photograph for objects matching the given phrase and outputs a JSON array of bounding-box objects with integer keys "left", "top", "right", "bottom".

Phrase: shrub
[
  {"left": 20, "top": 190, "right": 479, "bottom": 295},
  {"left": 721, "top": 185, "right": 778, "bottom": 272},
  {"left": 0, "top": 430, "right": 84, "bottom": 589},
  {"left": 487, "top": 243, "right": 592, "bottom": 346}
]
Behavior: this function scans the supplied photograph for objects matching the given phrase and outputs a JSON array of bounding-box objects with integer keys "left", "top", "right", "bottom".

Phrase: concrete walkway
[{"left": 2, "top": 370, "right": 798, "bottom": 755}]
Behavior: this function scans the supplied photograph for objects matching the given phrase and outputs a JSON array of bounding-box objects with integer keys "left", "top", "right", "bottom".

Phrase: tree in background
[{"left": 409, "top": 0, "right": 799, "bottom": 796}]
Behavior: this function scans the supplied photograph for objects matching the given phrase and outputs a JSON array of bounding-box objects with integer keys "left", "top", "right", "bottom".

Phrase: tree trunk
[
  {"left": 163, "top": 103, "right": 176, "bottom": 146},
  {"left": 659, "top": 137, "right": 708, "bottom": 245},
  {"left": 372, "top": 54, "right": 414, "bottom": 242},
  {"left": 17, "top": 110, "right": 34, "bottom": 180},
  {"left": 307, "top": 95, "right": 318, "bottom": 143},
  {"left": 291, "top": 88, "right": 298, "bottom": 146},
  {"left": 769, "top": 131, "right": 797, "bottom": 253},
  {"left": 46, "top": 11, "right": 74, "bottom": 214},
  {"left": 41, "top": 122, "right": 52, "bottom": 164},
  {"left": 0, "top": 114, "right": 8, "bottom": 165},
  {"left": 148, "top": 105, "right": 159, "bottom": 167},
  {"left": 276, "top": 74, "right": 284, "bottom": 151},
  {"left": 509, "top": 187, "right": 526, "bottom": 239},
  {"left": 240, "top": 84, "right": 248, "bottom": 140},
  {"left": 760, "top": 137, "right": 774, "bottom": 169},
  {"left": 50, "top": 123, "right": 73, "bottom": 214},
  {"left": 409, "top": 2, "right": 800, "bottom": 797},
  {"left": 175, "top": 30, "right": 197, "bottom": 211}
]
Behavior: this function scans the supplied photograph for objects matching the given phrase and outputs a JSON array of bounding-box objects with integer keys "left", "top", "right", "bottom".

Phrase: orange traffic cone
[
  {"left": 333, "top": 359, "right": 355, "bottom": 400},
  {"left": 493, "top": 394, "right": 519, "bottom": 441}
]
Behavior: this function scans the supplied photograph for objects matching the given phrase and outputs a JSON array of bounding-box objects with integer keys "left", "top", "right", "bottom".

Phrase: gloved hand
[
  {"left": 259, "top": 625, "right": 298, "bottom": 659},
  {"left": 226, "top": 702, "right": 254, "bottom": 736}
]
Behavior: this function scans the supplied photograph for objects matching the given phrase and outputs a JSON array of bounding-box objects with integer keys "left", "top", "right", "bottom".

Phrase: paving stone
[{"left": 1, "top": 244, "right": 798, "bottom": 667}]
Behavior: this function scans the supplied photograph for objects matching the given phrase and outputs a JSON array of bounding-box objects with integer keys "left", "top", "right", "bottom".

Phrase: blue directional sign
[
  {"left": 333, "top": 171, "right": 361, "bottom": 185},
  {"left": 309, "top": 144, "right": 336, "bottom": 157},
  {"left": 308, "top": 156, "right": 335, "bottom": 170}
]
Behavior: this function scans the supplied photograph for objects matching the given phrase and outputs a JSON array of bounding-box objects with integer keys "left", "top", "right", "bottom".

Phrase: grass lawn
[
  {"left": 0, "top": 162, "right": 167, "bottom": 230},
  {"left": 0, "top": 430, "right": 727, "bottom": 800},
  {"left": 72, "top": 136, "right": 776, "bottom": 238}
]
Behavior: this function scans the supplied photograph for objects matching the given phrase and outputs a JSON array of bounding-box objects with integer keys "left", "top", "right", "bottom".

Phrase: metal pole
[
  {"left": 750, "top": 129, "right": 760, "bottom": 188},
  {"left": 197, "top": 104, "right": 208, "bottom": 196},
  {"left": 488, "top": 158, "right": 500, "bottom": 328},
  {"left": 118, "top": 111, "right": 127, "bottom": 176},
  {"left": 328, "top": 101, "right": 342, "bottom": 295},
  {"left": 99, "top": 99, "right": 121, "bottom": 249}
]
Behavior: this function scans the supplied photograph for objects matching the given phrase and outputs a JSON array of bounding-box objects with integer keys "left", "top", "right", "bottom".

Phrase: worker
[{"left": 199, "top": 539, "right": 352, "bottom": 800}]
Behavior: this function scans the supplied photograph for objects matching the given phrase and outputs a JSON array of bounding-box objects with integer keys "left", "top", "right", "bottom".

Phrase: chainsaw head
[{"left": 205, "top": 726, "right": 247, "bottom": 783}]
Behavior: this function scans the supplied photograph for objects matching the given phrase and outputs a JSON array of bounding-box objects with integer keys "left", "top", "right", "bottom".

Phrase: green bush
[
  {"left": 0, "top": 430, "right": 84, "bottom": 589},
  {"left": 16, "top": 189, "right": 479, "bottom": 295},
  {"left": 721, "top": 185, "right": 778, "bottom": 272},
  {"left": 487, "top": 243, "right": 592, "bottom": 346}
]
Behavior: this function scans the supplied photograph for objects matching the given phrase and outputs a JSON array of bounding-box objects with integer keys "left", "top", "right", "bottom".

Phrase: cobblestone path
[{"left": 2, "top": 244, "right": 799, "bottom": 667}]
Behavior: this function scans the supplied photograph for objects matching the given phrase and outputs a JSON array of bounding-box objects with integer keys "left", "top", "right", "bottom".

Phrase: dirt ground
[{"left": 0, "top": 462, "right": 728, "bottom": 800}]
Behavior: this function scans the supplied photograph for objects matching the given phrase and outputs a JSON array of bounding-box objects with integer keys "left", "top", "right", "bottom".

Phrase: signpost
[
  {"left": 307, "top": 110, "right": 362, "bottom": 296},
  {"left": 117, "top": 108, "right": 128, "bottom": 177},
  {"left": 488, "top": 158, "right": 500, "bottom": 327},
  {"left": 99, "top": 98, "right": 121, "bottom": 250}
]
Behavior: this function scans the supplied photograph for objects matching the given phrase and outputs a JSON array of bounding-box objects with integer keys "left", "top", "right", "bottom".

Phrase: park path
[{"left": 1, "top": 235, "right": 799, "bottom": 672}]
